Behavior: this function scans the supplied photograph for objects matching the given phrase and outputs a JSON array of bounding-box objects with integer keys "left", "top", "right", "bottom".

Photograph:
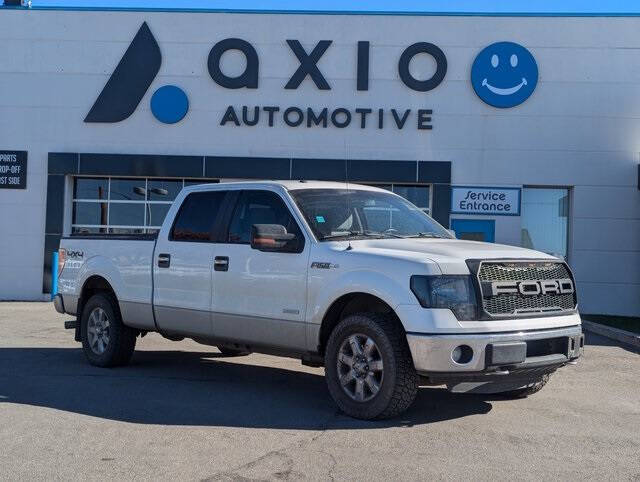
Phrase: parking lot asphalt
[{"left": 0, "top": 302, "right": 638, "bottom": 481}]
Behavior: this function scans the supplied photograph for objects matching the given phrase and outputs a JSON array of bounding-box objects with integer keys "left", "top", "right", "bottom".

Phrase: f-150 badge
[{"left": 311, "top": 262, "right": 340, "bottom": 269}]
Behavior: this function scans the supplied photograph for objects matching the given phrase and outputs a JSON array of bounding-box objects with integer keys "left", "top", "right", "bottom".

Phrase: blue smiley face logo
[{"left": 471, "top": 42, "right": 538, "bottom": 108}]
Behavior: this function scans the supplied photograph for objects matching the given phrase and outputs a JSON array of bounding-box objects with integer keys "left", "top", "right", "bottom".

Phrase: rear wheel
[
  {"left": 80, "top": 293, "right": 137, "bottom": 367},
  {"left": 325, "top": 313, "right": 418, "bottom": 420}
]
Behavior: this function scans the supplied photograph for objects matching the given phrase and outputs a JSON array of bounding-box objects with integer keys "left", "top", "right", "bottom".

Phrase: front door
[
  {"left": 451, "top": 219, "right": 496, "bottom": 243},
  {"left": 212, "top": 189, "right": 310, "bottom": 351},
  {"left": 153, "top": 190, "right": 227, "bottom": 336}
]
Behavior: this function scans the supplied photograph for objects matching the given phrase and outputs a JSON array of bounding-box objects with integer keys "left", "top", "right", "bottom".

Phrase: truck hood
[{"left": 342, "top": 238, "right": 558, "bottom": 275}]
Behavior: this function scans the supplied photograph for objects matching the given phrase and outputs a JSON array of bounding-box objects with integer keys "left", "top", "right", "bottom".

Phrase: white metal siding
[{"left": 0, "top": 10, "right": 638, "bottom": 315}]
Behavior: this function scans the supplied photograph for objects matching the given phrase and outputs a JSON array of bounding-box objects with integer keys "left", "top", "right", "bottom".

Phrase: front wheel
[
  {"left": 80, "top": 293, "right": 137, "bottom": 367},
  {"left": 324, "top": 313, "right": 419, "bottom": 420},
  {"left": 217, "top": 346, "right": 251, "bottom": 357},
  {"left": 498, "top": 374, "right": 551, "bottom": 398}
]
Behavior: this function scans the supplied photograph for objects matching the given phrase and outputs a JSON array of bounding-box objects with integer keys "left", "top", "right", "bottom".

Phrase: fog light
[{"left": 452, "top": 345, "right": 473, "bottom": 364}]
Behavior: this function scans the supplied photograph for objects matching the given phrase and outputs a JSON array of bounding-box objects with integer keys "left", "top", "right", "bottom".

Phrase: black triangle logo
[{"left": 85, "top": 22, "right": 161, "bottom": 123}]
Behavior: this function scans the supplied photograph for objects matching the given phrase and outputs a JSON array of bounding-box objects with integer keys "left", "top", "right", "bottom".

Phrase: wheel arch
[
  {"left": 77, "top": 275, "right": 118, "bottom": 320},
  {"left": 317, "top": 292, "right": 405, "bottom": 355}
]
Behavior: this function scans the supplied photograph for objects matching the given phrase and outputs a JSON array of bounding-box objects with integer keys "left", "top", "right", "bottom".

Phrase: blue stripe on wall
[{"left": 3, "top": 4, "right": 640, "bottom": 17}]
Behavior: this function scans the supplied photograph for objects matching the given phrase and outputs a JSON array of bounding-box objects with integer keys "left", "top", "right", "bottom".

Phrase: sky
[{"left": 16, "top": 0, "right": 640, "bottom": 15}]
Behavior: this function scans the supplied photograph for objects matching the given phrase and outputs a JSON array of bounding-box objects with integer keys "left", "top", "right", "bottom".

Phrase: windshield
[{"left": 290, "top": 188, "right": 453, "bottom": 241}]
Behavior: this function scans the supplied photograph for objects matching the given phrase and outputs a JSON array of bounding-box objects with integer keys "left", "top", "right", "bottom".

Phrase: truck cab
[{"left": 55, "top": 181, "right": 583, "bottom": 420}]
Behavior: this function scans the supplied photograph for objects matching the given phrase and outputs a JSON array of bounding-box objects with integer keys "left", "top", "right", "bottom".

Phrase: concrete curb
[{"left": 582, "top": 320, "right": 640, "bottom": 350}]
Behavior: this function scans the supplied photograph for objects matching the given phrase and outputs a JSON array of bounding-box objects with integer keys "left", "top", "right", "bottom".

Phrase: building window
[
  {"left": 71, "top": 177, "right": 216, "bottom": 234},
  {"left": 372, "top": 184, "right": 431, "bottom": 215},
  {"left": 521, "top": 187, "right": 570, "bottom": 259}
]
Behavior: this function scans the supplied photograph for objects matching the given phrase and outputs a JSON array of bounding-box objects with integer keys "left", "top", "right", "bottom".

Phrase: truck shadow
[{"left": 0, "top": 347, "right": 491, "bottom": 429}]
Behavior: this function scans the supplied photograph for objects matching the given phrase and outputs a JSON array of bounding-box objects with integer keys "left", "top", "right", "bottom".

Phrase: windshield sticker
[{"left": 316, "top": 215, "right": 326, "bottom": 223}]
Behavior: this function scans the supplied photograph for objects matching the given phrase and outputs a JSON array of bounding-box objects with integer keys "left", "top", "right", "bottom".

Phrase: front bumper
[{"left": 407, "top": 325, "right": 584, "bottom": 375}]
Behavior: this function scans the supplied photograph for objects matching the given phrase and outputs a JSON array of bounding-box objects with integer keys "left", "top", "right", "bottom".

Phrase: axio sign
[
  {"left": 85, "top": 23, "right": 539, "bottom": 127},
  {"left": 451, "top": 186, "right": 521, "bottom": 216}
]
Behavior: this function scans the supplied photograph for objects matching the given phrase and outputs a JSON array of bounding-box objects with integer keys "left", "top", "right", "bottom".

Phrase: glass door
[{"left": 521, "top": 187, "right": 569, "bottom": 259}]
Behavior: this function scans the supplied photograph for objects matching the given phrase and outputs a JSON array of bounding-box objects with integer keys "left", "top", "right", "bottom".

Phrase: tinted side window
[
  {"left": 227, "top": 190, "right": 302, "bottom": 244},
  {"left": 171, "top": 191, "right": 226, "bottom": 242}
]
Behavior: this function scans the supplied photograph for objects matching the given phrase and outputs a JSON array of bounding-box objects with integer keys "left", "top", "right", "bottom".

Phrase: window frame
[{"left": 70, "top": 176, "right": 219, "bottom": 235}]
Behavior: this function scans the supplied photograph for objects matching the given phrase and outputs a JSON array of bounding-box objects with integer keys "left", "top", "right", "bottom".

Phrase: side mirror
[
  {"left": 447, "top": 229, "right": 456, "bottom": 238},
  {"left": 251, "top": 224, "right": 299, "bottom": 253}
]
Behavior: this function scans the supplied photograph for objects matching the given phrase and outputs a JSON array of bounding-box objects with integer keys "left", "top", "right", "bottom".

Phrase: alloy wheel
[
  {"left": 336, "top": 333, "right": 384, "bottom": 402},
  {"left": 87, "top": 307, "right": 111, "bottom": 355}
]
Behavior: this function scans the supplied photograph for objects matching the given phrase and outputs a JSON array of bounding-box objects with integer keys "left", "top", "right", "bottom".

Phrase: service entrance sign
[
  {"left": 0, "top": 151, "right": 27, "bottom": 189},
  {"left": 451, "top": 186, "right": 521, "bottom": 215}
]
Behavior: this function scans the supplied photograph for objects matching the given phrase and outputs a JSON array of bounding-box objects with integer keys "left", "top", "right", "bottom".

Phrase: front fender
[{"left": 308, "top": 269, "right": 416, "bottom": 326}]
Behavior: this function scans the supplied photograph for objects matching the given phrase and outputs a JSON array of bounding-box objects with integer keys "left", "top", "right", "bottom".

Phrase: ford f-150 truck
[{"left": 54, "top": 181, "right": 583, "bottom": 419}]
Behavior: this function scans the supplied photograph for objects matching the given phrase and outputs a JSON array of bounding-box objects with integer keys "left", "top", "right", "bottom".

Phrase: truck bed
[{"left": 59, "top": 235, "right": 157, "bottom": 330}]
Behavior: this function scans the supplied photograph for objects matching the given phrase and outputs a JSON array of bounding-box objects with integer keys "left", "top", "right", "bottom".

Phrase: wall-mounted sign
[
  {"left": 84, "top": 23, "right": 539, "bottom": 128},
  {"left": 85, "top": 22, "right": 444, "bottom": 129},
  {"left": 471, "top": 42, "right": 538, "bottom": 109},
  {"left": 451, "top": 186, "right": 521, "bottom": 216},
  {"left": 0, "top": 151, "right": 27, "bottom": 189}
]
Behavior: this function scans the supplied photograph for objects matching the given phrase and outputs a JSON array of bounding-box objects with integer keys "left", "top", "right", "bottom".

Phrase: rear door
[
  {"left": 153, "top": 190, "right": 227, "bottom": 336},
  {"left": 211, "top": 189, "right": 310, "bottom": 350}
]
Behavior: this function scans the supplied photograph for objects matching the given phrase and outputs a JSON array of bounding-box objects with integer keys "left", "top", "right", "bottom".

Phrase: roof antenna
[{"left": 344, "top": 139, "right": 353, "bottom": 251}]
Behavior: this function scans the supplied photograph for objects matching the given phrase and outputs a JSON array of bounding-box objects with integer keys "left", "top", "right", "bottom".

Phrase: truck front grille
[{"left": 477, "top": 261, "right": 577, "bottom": 317}]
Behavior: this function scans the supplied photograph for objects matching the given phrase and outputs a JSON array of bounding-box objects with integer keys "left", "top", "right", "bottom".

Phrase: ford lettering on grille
[{"left": 490, "top": 279, "right": 574, "bottom": 296}]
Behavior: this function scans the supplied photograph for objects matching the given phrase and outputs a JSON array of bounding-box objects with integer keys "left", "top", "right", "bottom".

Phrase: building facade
[{"left": 0, "top": 7, "right": 638, "bottom": 316}]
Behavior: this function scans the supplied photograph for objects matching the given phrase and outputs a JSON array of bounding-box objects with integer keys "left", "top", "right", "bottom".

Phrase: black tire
[
  {"left": 324, "top": 313, "right": 419, "bottom": 420},
  {"left": 217, "top": 346, "right": 251, "bottom": 357},
  {"left": 80, "top": 293, "right": 137, "bottom": 367},
  {"left": 499, "top": 374, "right": 551, "bottom": 398}
]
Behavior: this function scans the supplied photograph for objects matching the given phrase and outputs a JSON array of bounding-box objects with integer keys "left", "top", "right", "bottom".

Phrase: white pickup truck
[{"left": 54, "top": 181, "right": 583, "bottom": 419}]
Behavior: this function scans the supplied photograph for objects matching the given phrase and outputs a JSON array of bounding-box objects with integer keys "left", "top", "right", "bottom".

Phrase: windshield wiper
[
  {"left": 320, "top": 230, "right": 404, "bottom": 240},
  {"left": 405, "top": 232, "right": 447, "bottom": 239},
  {"left": 320, "top": 231, "right": 363, "bottom": 240},
  {"left": 364, "top": 230, "right": 404, "bottom": 238}
]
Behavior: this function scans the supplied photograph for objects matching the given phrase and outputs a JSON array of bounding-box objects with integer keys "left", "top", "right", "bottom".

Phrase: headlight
[{"left": 410, "top": 275, "right": 477, "bottom": 321}]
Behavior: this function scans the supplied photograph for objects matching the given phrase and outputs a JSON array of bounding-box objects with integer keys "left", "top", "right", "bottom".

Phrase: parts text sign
[{"left": 0, "top": 151, "right": 27, "bottom": 189}]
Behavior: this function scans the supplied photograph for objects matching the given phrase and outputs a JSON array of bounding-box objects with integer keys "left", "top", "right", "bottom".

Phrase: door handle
[
  {"left": 214, "top": 256, "right": 229, "bottom": 272},
  {"left": 158, "top": 253, "right": 171, "bottom": 268}
]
